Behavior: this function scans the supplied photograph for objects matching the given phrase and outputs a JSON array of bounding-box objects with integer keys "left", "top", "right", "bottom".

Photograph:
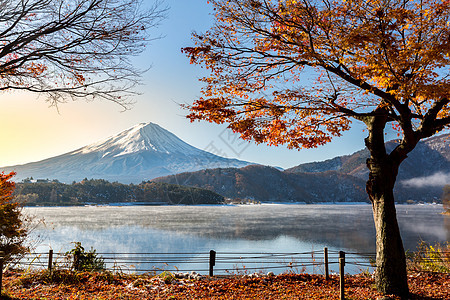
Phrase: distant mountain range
[
  {"left": 2, "top": 122, "right": 448, "bottom": 203},
  {"left": 153, "top": 165, "right": 368, "bottom": 203},
  {"left": 154, "top": 134, "right": 450, "bottom": 203},
  {"left": 285, "top": 134, "right": 450, "bottom": 182},
  {"left": 1, "top": 123, "right": 252, "bottom": 183}
]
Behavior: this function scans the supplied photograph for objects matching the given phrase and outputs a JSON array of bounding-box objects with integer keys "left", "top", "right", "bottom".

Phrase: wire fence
[
  {"left": 14, "top": 248, "right": 378, "bottom": 275},
  {"left": 1, "top": 247, "right": 447, "bottom": 300},
  {"left": 2, "top": 247, "right": 449, "bottom": 300},
  {"left": 10, "top": 248, "right": 450, "bottom": 276}
]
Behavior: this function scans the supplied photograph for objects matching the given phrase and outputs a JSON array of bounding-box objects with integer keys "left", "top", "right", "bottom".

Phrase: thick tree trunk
[
  {"left": 367, "top": 158, "right": 409, "bottom": 298},
  {"left": 363, "top": 111, "right": 410, "bottom": 298}
]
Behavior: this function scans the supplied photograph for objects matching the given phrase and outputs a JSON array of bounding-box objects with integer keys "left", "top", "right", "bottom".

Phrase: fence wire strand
[
  {"left": 13, "top": 248, "right": 448, "bottom": 275},
  {"left": 13, "top": 249, "right": 380, "bottom": 275}
]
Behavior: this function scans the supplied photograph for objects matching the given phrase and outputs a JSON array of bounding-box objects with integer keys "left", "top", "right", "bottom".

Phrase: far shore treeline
[
  {"left": 13, "top": 179, "right": 225, "bottom": 206},
  {"left": 13, "top": 178, "right": 449, "bottom": 207}
]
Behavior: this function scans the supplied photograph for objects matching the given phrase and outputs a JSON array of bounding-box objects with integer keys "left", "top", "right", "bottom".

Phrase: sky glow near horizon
[{"left": 0, "top": 0, "right": 397, "bottom": 170}]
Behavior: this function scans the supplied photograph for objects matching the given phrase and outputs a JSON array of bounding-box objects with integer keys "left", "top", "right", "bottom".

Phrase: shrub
[
  {"left": 66, "top": 242, "right": 105, "bottom": 272},
  {"left": 407, "top": 241, "right": 450, "bottom": 273}
]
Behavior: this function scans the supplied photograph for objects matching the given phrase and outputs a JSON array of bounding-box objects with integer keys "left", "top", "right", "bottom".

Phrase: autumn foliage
[
  {"left": 1, "top": 271, "right": 449, "bottom": 299},
  {"left": 183, "top": 0, "right": 450, "bottom": 148},
  {"left": 0, "top": 172, "right": 28, "bottom": 263}
]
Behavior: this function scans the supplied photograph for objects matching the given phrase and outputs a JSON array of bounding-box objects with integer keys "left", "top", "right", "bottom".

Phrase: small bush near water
[
  {"left": 65, "top": 242, "right": 105, "bottom": 272},
  {"left": 407, "top": 241, "right": 450, "bottom": 273}
]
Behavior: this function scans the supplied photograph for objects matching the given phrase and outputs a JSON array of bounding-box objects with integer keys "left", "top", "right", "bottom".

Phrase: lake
[{"left": 23, "top": 204, "right": 448, "bottom": 274}]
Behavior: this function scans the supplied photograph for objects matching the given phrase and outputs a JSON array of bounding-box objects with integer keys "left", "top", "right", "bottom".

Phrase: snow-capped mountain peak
[
  {"left": 73, "top": 122, "right": 202, "bottom": 157},
  {"left": 1, "top": 122, "right": 252, "bottom": 183}
]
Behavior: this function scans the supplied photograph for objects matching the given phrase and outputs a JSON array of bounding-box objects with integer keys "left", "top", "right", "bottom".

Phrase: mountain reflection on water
[{"left": 25, "top": 204, "right": 448, "bottom": 255}]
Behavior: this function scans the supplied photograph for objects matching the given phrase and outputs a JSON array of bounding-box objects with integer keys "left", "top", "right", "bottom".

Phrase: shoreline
[{"left": 22, "top": 202, "right": 443, "bottom": 208}]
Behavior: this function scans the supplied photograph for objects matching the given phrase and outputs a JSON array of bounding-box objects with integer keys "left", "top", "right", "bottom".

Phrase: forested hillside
[
  {"left": 154, "top": 164, "right": 444, "bottom": 204},
  {"left": 286, "top": 134, "right": 450, "bottom": 181},
  {"left": 14, "top": 179, "right": 224, "bottom": 206},
  {"left": 153, "top": 165, "right": 369, "bottom": 203}
]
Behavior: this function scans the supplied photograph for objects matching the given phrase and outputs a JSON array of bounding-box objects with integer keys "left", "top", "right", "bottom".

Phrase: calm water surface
[{"left": 24, "top": 204, "right": 448, "bottom": 273}]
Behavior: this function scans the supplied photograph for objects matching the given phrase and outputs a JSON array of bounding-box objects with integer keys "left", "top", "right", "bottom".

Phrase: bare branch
[{"left": 0, "top": 0, "right": 168, "bottom": 107}]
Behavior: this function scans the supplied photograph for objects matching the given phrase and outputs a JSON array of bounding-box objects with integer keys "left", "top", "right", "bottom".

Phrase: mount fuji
[{"left": 1, "top": 123, "right": 253, "bottom": 183}]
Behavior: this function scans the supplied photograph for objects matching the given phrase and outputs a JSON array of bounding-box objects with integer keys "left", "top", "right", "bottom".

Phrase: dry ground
[{"left": 0, "top": 270, "right": 448, "bottom": 299}]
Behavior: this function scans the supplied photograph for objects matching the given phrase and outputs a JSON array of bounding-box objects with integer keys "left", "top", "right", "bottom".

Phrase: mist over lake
[{"left": 25, "top": 204, "right": 447, "bottom": 255}]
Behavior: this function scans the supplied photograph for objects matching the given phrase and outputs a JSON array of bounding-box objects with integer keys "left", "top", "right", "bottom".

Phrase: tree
[
  {"left": 182, "top": 0, "right": 450, "bottom": 297},
  {"left": 0, "top": 172, "right": 29, "bottom": 264},
  {"left": 0, "top": 0, "right": 166, "bottom": 108},
  {"left": 443, "top": 185, "right": 450, "bottom": 213}
]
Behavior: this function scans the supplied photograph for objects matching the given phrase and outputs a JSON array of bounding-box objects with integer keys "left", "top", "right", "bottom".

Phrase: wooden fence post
[
  {"left": 324, "top": 247, "right": 329, "bottom": 280},
  {"left": 339, "top": 251, "right": 345, "bottom": 300},
  {"left": 48, "top": 249, "right": 53, "bottom": 274},
  {"left": 209, "top": 250, "right": 216, "bottom": 277}
]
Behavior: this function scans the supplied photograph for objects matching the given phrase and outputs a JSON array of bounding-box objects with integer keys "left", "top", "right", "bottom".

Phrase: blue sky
[{"left": 0, "top": 0, "right": 391, "bottom": 169}]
